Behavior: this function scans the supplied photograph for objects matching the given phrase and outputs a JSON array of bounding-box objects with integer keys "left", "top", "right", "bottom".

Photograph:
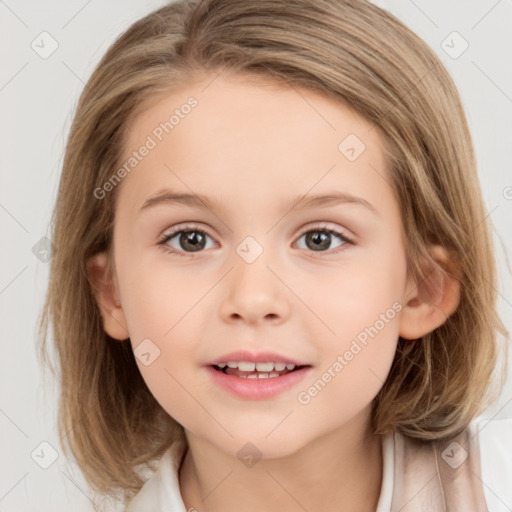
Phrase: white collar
[{"left": 126, "top": 432, "right": 395, "bottom": 511}]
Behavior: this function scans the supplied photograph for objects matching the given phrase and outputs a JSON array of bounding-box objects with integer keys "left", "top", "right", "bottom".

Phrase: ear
[
  {"left": 86, "top": 251, "right": 129, "bottom": 341},
  {"left": 399, "top": 245, "right": 461, "bottom": 340}
]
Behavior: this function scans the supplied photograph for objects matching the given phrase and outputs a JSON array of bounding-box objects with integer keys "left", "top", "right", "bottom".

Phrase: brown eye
[
  {"left": 295, "top": 227, "right": 354, "bottom": 255},
  {"left": 173, "top": 230, "right": 207, "bottom": 252},
  {"left": 158, "top": 225, "right": 216, "bottom": 256}
]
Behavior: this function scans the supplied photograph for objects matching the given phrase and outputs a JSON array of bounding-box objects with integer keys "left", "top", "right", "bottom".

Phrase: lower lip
[{"left": 205, "top": 365, "right": 312, "bottom": 400}]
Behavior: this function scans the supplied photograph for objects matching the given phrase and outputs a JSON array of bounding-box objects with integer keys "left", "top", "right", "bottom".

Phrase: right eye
[{"left": 157, "top": 224, "right": 217, "bottom": 256}]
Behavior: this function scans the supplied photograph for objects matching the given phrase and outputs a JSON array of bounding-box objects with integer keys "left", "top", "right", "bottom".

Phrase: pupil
[
  {"left": 181, "top": 231, "right": 205, "bottom": 252},
  {"left": 307, "top": 231, "right": 330, "bottom": 251}
]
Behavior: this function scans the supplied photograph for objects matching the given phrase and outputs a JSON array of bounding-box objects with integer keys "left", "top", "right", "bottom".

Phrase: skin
[{"left": 88, "top": 71, "right": 460, "bottom": 512}]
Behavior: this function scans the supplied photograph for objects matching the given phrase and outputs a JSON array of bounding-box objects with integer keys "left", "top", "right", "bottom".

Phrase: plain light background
[{"left": 1, "top": 1, "right": 511, "bottom": 510}]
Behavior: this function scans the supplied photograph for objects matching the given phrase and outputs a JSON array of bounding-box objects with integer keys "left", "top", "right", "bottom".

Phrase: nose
[{"left": 218, "top": 250, "right": 291, "bottom": 326}]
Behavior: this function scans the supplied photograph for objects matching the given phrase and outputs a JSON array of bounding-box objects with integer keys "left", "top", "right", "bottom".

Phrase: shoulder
[
  {"left": 472, "top": 415, "right": 512, "bottom": 511},
  {"left": 124, "top": 440, "right": 188, "bottom": 512}
]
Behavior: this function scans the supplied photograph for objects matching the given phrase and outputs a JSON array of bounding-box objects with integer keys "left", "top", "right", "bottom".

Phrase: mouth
[
  {"left": 207, "top": 362, "right": 313, "bottom": 400},
  {"left": 211, "top": 362, "right": 310, "bottom": 379}
]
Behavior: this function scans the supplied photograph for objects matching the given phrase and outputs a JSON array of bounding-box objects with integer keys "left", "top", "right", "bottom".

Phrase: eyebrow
[{"left": 139, "top": 190, "right": 379, "bottom": 216}]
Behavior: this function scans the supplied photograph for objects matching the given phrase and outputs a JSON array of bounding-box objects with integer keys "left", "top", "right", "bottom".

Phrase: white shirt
[{"left": 125, "top": 416, "right": 512, "bottom": 511}]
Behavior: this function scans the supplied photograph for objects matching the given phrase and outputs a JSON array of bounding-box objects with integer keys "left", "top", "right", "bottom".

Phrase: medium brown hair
[{"left": 37, "top": 0, "right": 509, "bottom": 506}]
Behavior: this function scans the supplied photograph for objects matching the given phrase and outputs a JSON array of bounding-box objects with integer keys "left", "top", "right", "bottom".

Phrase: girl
[{"left": 38, "top": 0, "right": 512, "bottom": 511}]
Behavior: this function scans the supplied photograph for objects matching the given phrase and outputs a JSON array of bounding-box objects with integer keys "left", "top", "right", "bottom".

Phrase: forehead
[{"left": 116, "top": 72, "right": 396, "bottom": 220}]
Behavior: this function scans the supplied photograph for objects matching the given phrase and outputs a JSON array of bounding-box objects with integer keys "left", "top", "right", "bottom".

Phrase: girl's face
[{"left": 106, "top": 72, "right": 413, "bottom": 457}]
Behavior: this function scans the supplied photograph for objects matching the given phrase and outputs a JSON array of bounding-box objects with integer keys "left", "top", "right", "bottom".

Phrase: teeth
[
  {"left": 255, "top": 362, "right": 273, "bottom": 372},
  {"left": 239, "top": 361, "right": 256, "bottom": 371},
  {"left": 244, "top": 371, "right": 281, "bottom": 379},
  {"left": 217, "top": 361, "right": 297, "bottom": 371}
]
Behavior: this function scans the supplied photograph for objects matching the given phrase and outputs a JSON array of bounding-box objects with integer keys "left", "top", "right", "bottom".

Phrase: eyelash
[{"left": 156, "top": 223, "right": 355, "bottom": 258}]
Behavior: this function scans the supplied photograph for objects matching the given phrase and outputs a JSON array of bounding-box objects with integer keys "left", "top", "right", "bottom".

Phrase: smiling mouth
[{"left": 212, "top": 363, "right": 309, "bottom": 379}]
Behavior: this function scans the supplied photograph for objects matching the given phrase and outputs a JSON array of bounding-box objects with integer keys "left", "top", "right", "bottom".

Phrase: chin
[{"left": 214, "top": 430, "right": 309, "bottom": 462}]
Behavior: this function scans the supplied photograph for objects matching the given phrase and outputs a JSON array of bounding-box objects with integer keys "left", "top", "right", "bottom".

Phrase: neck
[{"left": 178, "top": 408, "right": 383, "bottom": 512}]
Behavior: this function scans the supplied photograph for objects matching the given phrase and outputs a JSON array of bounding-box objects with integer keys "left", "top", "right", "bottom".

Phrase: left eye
[
  {"left": 295, "top": 228, "right": 353, "bottom": 254},
  {"left": 157, "top": 224, "right": 354, "bottom": 257},
  {"left": 157, "top": 226, "right": 216, "bottom": 256}
]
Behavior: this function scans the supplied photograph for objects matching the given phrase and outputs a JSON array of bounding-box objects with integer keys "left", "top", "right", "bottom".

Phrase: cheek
[
  {"left": 296, "top": 285, "right": 403, "bottom": 426},
  {"left": 117, "top": 267, "right": 210, "bottom": 420},
  {"left": 124, "top": 308, "right": 204, "bottom": 428},
  {"left": 303, "top": 241, "right": 406, "bottom": 344},
  {"left": 295, "top": 340, "right": 395, "bottom": 432},
  {"left": 119, "top": 259, "right": 207, "bottom": 343},
  {"left": 293, "top": 244, "right": 405, "bottom": 410}
]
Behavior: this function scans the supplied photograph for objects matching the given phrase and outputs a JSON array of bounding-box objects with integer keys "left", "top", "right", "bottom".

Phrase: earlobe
[
  {"left": 399, "top": 245, "right": 461, "bottom": 340},
  {"left": 86, "top": 251, "right": 130, "bottom": 341}
]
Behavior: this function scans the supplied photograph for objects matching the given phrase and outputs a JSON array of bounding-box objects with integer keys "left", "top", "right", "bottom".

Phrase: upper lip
[{"left": 205, "top": 350, "right": 311, "bottom": 367}]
